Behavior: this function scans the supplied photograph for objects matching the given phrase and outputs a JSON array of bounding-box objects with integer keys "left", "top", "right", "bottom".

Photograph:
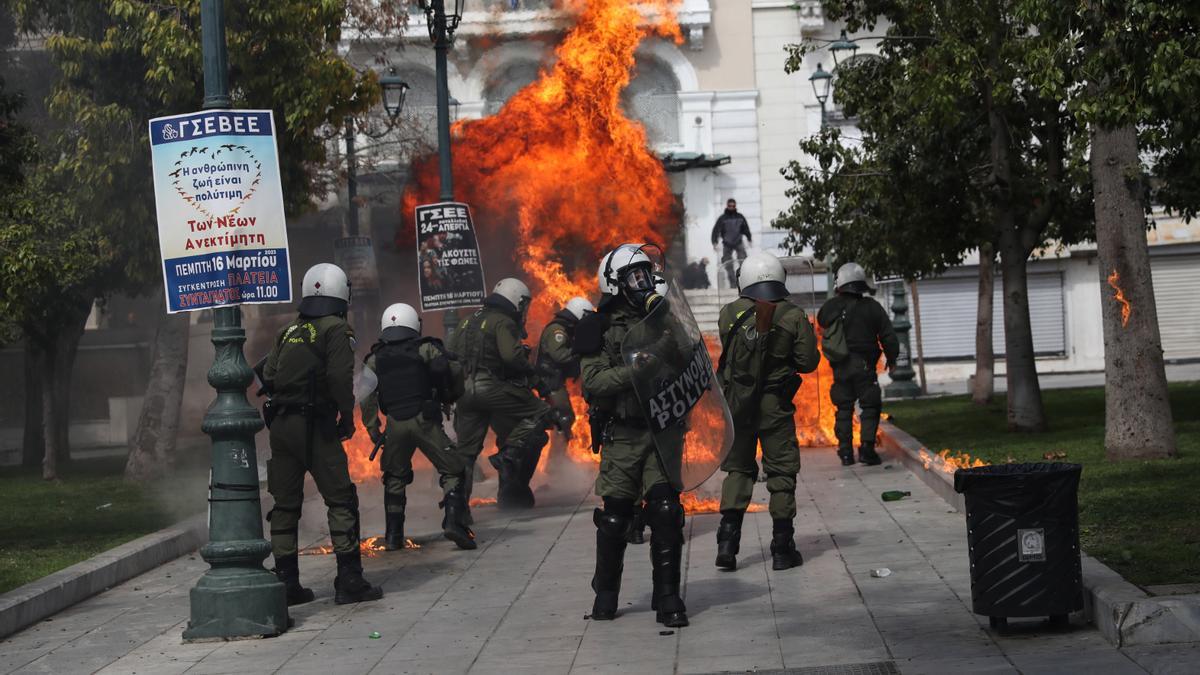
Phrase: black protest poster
[
  {"left": 415, "top": 201, "right": 487, "bottom": 311},
  {"left": 644, "top": 341, "right": 713, "bottom": 433}
]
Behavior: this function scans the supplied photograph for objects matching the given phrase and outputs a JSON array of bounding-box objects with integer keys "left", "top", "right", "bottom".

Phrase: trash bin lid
[{"left": 953, "top": 462, "right": 1081, "bottom": 494}]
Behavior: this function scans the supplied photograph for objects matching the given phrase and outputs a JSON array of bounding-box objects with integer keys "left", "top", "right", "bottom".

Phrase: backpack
[
  {"left": 717, "top": 301, "right": 779, "bottom": 423},
  {"left": 820, "top": 299, "right": 857, "bottom": 364}
]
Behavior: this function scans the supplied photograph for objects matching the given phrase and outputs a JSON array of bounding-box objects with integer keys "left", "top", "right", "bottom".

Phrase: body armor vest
[{"left": 374, "top": 339, "right": 431, "bottom": 420}]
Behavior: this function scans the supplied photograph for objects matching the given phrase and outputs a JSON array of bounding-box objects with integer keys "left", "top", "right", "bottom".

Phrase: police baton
[{"left": 368, "top": 433, "right": 386, "bottom": 462}]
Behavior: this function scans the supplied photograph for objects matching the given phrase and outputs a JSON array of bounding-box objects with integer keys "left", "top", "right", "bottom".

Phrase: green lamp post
[
  {"left": 182, "top": 0, "right": 288, "bottom": 642},
  {"left": 885, "top": 284, "right": 921, "bottom": 398}
]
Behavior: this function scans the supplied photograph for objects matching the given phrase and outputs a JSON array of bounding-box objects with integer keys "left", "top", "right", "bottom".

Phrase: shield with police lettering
[{"left": 620, "top": 281, "right": 734, "bottom": 491}]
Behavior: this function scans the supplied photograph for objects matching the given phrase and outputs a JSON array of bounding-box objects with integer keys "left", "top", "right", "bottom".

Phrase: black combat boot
[
  {"left": 857, "top": 442, "right": 882, "bottom": 466},
  {"left": 441, "top": 486, "right": 477, "bottom": 550},
  {"left": 591, "top": 508, "right": 629, "bottom": 621},
  {"left": 273, "top": 553, "right": 314, "bottom": 606},
  {"left": 333, "top": 548, "right": 384, "bottom": 605},
  {"left": 714, "top": 510, "right": 743, "bottom": 570},
  {"left": 383, "top": 490, "right": 407, "bottom": 551},
  {"left": 837, "top": 446, "right": 855, "bottom": 466},
  {"left": 770, "top": 520, "right": 804, "bottom": 571},
  {"left": 647, "top": 499, "right": 688, "bottom": 628},
  {"left": 626, "top": 504, "right": 646, "bottom": 545}
]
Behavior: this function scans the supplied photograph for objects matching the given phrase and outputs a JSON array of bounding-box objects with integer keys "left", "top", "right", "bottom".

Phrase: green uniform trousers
[
  {"left": 454, "top": 378, "right": 550, "bottom": 489},
  {"left": 719, "top": 391, "right": 801, "bottom": 520},
  {"left": 380, "top": 413, "right": 465, "bottom": 503},
  {"left": 596, "top": 423, "right": 672, "bottom": 501},
  {"left": 544, "top": 388, "right": 573, "bottom": 460},
  {"left": 831, "top": 357, "right": 882, "bottom": 451},
  {"left": 267, "top": 412, "right": 360, "bottom": 556}
]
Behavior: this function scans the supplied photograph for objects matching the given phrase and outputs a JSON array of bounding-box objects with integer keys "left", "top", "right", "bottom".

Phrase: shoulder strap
[{"left": 717, "top": 307, "right": 755, "bottom": 375}]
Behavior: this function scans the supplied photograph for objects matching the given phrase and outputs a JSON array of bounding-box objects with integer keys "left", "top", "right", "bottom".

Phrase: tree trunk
[
  {"left": 41, "top": 336, "right": 59, "bottom": 481},
  {"left": 22, "top": 338, "right": 45, "bottom": 468},
  {"left": 973, "top": 243, "right": 996, "bottom": 405},
  {"left": 1091, "top": 123, "right": 1176, "bottom": 460},
  {"left": 53, "top": 306, "right": 88, "bottom": 467},
  {"left": 125, "top": 310, "right": 191, "bottom": 480},
  {"left": 910, "top": 280, "right": 927, "bottom": 394},
  {"left": 998, "top": 240, "right": 1046, "bottom": 431}
]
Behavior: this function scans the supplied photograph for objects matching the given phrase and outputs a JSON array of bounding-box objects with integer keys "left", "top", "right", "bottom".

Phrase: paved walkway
[{"left": 1, "top": 450, "right": 1196, "bottom": 674}]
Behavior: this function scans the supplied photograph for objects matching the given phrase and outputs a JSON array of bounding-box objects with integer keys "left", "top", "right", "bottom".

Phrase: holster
[{"left": 588, "top": 409, "right": 613, "bottom": 454}]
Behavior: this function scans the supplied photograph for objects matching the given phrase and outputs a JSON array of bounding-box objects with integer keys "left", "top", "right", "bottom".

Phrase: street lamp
[
  {"left": 380, "top": 68, "right": 410, "bottom": 122},
  {"left": 417, "top": 0, "right": 465, "bottom": 337},
  {"left": 184, "top": 0, "right": 288, "bottom": 641},
  {"left": 809, "top": 62, "right": 833, "bottom": 128},
  {"left": 829, "top": 30, "right": 860, "bottom": 68}
]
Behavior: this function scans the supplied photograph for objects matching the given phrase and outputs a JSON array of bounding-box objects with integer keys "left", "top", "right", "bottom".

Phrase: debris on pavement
[{"left": 871, "top": 568, "right": 892, "bottom": 578}]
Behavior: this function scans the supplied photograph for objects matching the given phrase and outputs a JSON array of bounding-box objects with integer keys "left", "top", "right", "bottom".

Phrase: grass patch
[
  {"left": 0, "top": 456, "right": 206, "bottom": 594},
  {"left": 886, "top": 381, "right": 1200, "bottom": 588}
]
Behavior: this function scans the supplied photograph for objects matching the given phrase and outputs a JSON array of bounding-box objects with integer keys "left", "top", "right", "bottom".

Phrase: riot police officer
[
  {"left": 262, "top": 263, "right": 382, "bottom": 606},
  {"left": 714, "top": 252, "right": 818, "bottom": 571},
  {"left": 817, "top": 262, "right": 899, "bottom": 466},
  {"left": 359, "top": 303, "right": 475, "bottom": 552},
  {"left": 451, "top": 278, "right": 554, "bottom": 510},
  {"left": 577, "top": 244, "right": 688, "bottom": 628},
  {"left": 535, "top": 296, "right": 594, "bottom": 453}
]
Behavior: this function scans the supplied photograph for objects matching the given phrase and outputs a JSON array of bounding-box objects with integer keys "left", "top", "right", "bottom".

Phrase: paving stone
[{"left": 0, "top": 449, "right": 1185, "bottom": 675}]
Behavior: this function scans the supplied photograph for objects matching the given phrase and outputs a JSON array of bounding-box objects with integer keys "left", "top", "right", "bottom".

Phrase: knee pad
[
  {"left": 646, "top": 497, "right": 684, "bottom": 530},
  {"left": 593, "top": 507, "right": 632, "bottom": 539}
]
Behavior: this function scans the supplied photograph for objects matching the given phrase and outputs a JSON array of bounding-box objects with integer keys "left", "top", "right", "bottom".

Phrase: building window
[{"left": 623, "top": 59, "right": 680, "bottom": 146}]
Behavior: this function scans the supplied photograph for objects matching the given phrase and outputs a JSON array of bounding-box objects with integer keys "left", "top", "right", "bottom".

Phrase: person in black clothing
[
  {"left": 816, "top": 262, "right": 900, "bottom": 466},
  {"left": 710, "top": 199, "right": 752, "bottom": 289}
]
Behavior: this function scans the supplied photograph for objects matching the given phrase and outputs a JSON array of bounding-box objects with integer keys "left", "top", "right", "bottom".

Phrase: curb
[
  {"left": 877, "top": 420, "right": 1200, "bottom": 647},
  {"left": 0, "top": 514, "right": 206, "bottom": 640}
]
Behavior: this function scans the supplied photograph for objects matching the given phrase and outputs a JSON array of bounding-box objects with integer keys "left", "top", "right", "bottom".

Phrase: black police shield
[{"left": 621, "top": 283, "right": 734, "bottom": 491}]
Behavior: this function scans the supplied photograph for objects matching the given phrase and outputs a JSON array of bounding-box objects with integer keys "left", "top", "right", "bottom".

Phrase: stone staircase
[{"left": 682, "top": 288, "right": 729, "bottom": 335}]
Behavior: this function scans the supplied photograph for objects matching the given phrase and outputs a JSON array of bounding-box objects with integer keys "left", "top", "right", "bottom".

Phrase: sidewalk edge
[
  {"left": 877, "top": 420, "right": 1200, "bottom": 647},
  {"left": 0, "top": 514, "right": 206, "bottom": 640}
]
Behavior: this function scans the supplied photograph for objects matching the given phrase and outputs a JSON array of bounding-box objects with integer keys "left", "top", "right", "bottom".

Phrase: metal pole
[
  {"left": 433, "top": 0, "right": 454, "bottom": 203},
  {"left": 346, "top": 120, "right": 359, "bottom": 236},
  {"left": 884, "top": 284, "right": 921, "bottom": 398},
  {"left": 432, "top": 0, "right": 459, "bottom": 331},
  {"left": 819, "top": 99, "right": 835, "bottom": 300},
  {"left": 184, "top": 0, "right": 288, "bottom": 642}
]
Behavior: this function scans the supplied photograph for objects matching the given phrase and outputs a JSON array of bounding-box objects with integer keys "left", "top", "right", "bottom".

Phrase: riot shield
[{"left": 621, "top": 282, "right": 734, "bottom": 491}]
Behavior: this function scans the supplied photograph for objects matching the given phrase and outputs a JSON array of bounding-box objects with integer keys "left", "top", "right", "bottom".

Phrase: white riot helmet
[
  {"left": 299, "top": 263, "right": 351, "bottom": 317},
  {"left": 380, "top": 303, "right": 420, "bottom": 333},
  {"left": 565, "top": 296, "right": 595, "bottom": 320},
  {"left": 738, "top": 251, "right": 788, "bottom": 301},
  {"left": 492, "top": 277, "right": 532, "bottom": 314},
  {"left": 834, "top": 262, "right": 870, "bottom": 293}
]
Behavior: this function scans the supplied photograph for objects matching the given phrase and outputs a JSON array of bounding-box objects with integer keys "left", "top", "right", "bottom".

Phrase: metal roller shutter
[
  {"left": 911, "top": 272, "right": 1066, "bottom": 360},
  {"left": 1151, "top": 255, "right": 1200, "bottom": 360}
]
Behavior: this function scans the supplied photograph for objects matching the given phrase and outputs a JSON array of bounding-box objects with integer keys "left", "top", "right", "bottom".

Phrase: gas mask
[{"left": 621, "top": 264, "right": 664, "bottom": 315}]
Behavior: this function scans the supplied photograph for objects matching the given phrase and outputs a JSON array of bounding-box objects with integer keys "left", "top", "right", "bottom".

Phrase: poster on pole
[
  {"left": 415, "top": 201, "right": 487, "bottom": 311},
  {"left": 148, "top": 109, "right": 292, "bottom": 313}
]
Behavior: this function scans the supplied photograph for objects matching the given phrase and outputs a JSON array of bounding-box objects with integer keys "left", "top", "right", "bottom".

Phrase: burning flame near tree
[{"left": 1107, "top": 269, "right": 1132, "bottom": 327}]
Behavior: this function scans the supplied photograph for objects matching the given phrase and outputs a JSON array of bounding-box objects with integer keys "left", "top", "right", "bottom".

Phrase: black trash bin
[{"left": 953, "top": 463, "right": 1084, "bottom": 631}]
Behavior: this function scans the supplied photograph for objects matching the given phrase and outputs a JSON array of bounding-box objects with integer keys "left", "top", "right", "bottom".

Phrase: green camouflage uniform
[
  {"left": 581, "top": 301, "right": 672, "bottom": 499},
  {"left": 263, "top": 315, "right": 360, "bottom": 557},
  {"left": 450, "top": 302, "right": 550, "bottom": 501},
  {"left": 360, "top": 341, "right": 466, "bottom": 505},
  {"left": 716, "top": 298, "right": 819, "bottom": 520}
]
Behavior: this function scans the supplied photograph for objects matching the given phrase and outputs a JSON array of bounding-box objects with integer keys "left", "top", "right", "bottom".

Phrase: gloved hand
[
  {"left": 367, "top": 426, "right": 384, "bottom": 445},
  {"left": 337, "top": 413, "right": 355, "bottom": 441}
]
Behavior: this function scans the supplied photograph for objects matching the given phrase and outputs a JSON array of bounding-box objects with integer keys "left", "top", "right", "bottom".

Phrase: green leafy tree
[
  {"left": 779, "top": 1, "right": 1093, "bottom": 430},
  {"left": 8, "top": 0, "right": 383, "bottom": 479},
  {"left": 1018, "top": 1, "right": 1200, "bottom": 459}
]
